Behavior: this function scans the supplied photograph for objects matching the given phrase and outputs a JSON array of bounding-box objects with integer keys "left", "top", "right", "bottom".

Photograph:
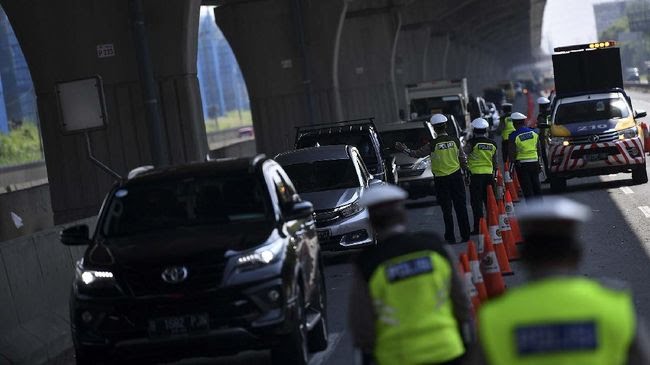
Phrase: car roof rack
[{"left": 295, "top": 117, "right": 376, "bottom": 133}]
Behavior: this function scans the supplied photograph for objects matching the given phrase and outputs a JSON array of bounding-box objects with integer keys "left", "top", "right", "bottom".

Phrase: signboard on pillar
[{"left": 55, "top": 76, "right": 108, "bottom": 134}]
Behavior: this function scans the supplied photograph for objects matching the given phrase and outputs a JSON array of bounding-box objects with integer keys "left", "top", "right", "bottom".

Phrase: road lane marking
[
  {"left": 310, "top": 331, "right": 343, "bottom": 365},
  {"left": 609, "top": 174, "right": 618, "bottom": 177},
  {"left": 638, "top": 206, "right": 650, "bottom": 218},
  {"left": 620, "top": 187, "right": 634, "bottom": 194}
]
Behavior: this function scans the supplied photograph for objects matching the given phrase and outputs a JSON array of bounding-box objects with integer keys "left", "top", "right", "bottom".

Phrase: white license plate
[{"left": 148, "top": 313, "right": 209, "bottom": 338}]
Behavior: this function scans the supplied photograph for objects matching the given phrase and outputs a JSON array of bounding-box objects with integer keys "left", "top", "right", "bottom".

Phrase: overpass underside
[{"left": 0, "top": 0, "right": 545, "bottom": 223}]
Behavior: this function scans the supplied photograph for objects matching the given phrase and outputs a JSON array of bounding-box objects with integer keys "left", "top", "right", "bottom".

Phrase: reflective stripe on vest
[
  {"left": 369, "top": 250, "right": 465, "bottom": 365},
  {"left": 431, "top": 140, "right": 461, "bottom": 177},
  {"left": 479, "top": 277, "right": 635, "bottom": 365},
  {"left": 468, "top": 142, "right": 496, "bottom": 174},
  {"left": 515, "top": 131, "right": 539, "bottom": 161},
  {"left": 501, "top": 117, "right": 515, "bottom": 140}
]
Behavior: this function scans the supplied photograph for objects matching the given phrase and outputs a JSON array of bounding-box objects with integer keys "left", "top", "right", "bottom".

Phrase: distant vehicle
[
  {"left": 544, "top": 41, "right": 648, "bottom": 192},
  {"left": 237, "top": 126, "right": 254, "bottom": 138},
  {"left": 294, "top": 118, "right": 398, "bottom": 184},
  {"left": 276, "top": 145, "right": 379, "bottom": 250},
  {"left": 379, "top": 122, "right": 435, "bottom": 199},
  {"left": 498, "top": 81, "right": 516, "bottom": 102},
  {"left": 625, "top": 67, "right": 640, "bottom": 82},
  {"left": 405, "top": 78, "right": 470, "bottom": 130},
  {"left": 483, "top": 88, "right": 506, "bottom": 111},
  {"left": 61, "top": 156, "right": 328, "bottom": 365}
]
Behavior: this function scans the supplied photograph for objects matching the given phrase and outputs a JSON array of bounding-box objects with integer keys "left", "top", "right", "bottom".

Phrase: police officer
[
  {"left": 476, "top": 197, "right": 650, "bottom": 365},
  {"left": 508, "top": 112, "right": 542, "bottom": 200},
  {"left": 496, "top": 103, "right": 514, "bottom": 163},
  {"left": 536, "top": 97, "right": 551, "bottom": 182},
  {"left": 348, "top": 184, "right": 473, "bottom": 365},
  {"left": 396, "top": 114, "right": 471, "bottom": 243},
  {"left": 466, "top": 118, "right": 497, "bottom": 234}
]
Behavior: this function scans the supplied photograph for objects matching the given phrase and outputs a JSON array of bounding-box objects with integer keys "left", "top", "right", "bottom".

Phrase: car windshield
[
  {"left": 282, "top": 159, "right": 360, "bottom": 193},
  {"left": 555, "top": 97, "right": 630, "bottom": 125},
  {"left": 381, "top": 128, "right": 432, "bottom": 152},
  {"left": 101, "top": 174, "right": 270, "bottom": 237},
  {"left": 410, "top": 97, "right": 463, "bottom": 119},
  {"left": 296, "top": 132, "right": 377, "bottom": 165}
]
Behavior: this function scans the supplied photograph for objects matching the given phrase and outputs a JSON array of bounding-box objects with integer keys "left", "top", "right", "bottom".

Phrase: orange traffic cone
[
  {"left": 495, "top": 168, "right": 505, "bottom": 201},
  {"left": 467, "top": 241, "right": 488, "bottom": 302},
  {"left": 485, "top": 207, "right": 513, "bottom": 276},
  {"left": 498, "top": 199, "right": 520, "bottom": 261},
  {"left": 513, "top": 167, "right": 523, "bottom": 196},
  {"left": 476, "top": 218, "right": 486, "bottom": 256},
  {"left": 460, "top": 253, "right": 481, "bottom": 311},
  {"left": 480, "top": 228, "right": 506, "bottom": 297},
  {"left": 504, "top": 161, "right": 520, "bottom": 202},
  {"left": 487, "top": 185, "right": 498, "bottom": 219},
  {"left": 505, "top": 190, "right": 523, "bottom": 244}
]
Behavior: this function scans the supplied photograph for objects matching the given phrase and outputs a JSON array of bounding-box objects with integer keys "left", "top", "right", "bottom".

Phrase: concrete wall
[
  {"left": 0, "top": 0, "right": 208, "bottom": 225},
  {"left": 0, "top": 161, "right": 47, "bottom": 188},
  {"left": 0, "top": 218, "right": 93, "bottom": 364},
  {"left": 0, "top": 184, "right": 52, "bottom": 243}
]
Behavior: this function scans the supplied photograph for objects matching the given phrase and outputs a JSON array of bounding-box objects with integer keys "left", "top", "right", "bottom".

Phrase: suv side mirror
[
  {"left": 368, "top": 178, "right": 383, "bottom": 187},
  {"left": 61, "top": 225, "right": 91, "bottom": 246},
  {"left": 636, "top": 110, "right": 647, "bottom": 118},
  {"left": 284, "top": 201, "right": 314, "bottom": 221}
]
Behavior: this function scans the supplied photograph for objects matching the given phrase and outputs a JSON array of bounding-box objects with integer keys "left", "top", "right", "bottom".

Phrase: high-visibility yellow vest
[
  {"left": 431, "top": 137, "right": 461, "bottom": 177},
  {"left": 501, "top": 116, "right": 515, "bottom": 140},
  {"left": 479, "top": 276, "right": 635, "bottom": 365},
  {"left": 514, "top": 130, "right": 539, "bottom": 161},
  {"left": 468, "top": 138, "right": 497, "bottom": 174},
  {"left": 369, "top": 250, "right": 465, "bottom": 365}
]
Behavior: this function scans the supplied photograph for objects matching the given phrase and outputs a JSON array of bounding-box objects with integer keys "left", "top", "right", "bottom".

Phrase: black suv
[
  {"left": 61, "top": 156, "right": 328, "bottom": 364},
  {"left": 294, "top": 118, "right": 398, "bottom": 184}
]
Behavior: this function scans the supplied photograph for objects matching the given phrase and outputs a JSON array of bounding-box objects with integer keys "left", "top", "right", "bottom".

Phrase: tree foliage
[{"left": 0, "top": 123, "right": 43, "bottom": 166}]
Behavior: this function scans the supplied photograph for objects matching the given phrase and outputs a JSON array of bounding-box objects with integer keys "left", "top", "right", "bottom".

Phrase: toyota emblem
[
  {"left": 588, "top": 135, "right": 600, "bottom": 143},
  {"left": 161, "top": 266, "right": 189, "bottom": 284}
]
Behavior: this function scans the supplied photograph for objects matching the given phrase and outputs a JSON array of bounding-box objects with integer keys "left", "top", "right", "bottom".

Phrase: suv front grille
[
  {"left": 121, "top": 260, "right": 227, "bottom": 297},
  {"left": 315, "top": 209, "right": 342, "bottom": 227},
  {"left": 569, "top": 131, "right": 618, "bottom": 144}
]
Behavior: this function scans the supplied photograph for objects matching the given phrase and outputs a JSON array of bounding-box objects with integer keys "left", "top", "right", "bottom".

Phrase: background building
[{"left": 594, "top": 1, "right": 627, "bottom": 37}]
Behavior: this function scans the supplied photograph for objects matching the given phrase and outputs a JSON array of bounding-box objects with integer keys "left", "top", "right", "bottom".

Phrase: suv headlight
[
  {"left": 75, "top": 260, "right": 115, "bottom": 288},
  {"left": 236, "top": 239, "right": 285, "bottom": 269},
  {"left": 550, "top": 136, "right": 569, "bottom": 146},
  {"left": 337, "top": 201, "right": 363, "bottom": 218},
  {"left": 619, "top": 127, "right": 638, "bottom": 139},
  {"left": 412, "top": 158, "right": 431, "bottom": 170}
]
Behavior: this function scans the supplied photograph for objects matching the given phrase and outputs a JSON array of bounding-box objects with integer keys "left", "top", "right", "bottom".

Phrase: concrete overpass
[{"left": 0, "top": 0, "right": 546, "bottom": 224}]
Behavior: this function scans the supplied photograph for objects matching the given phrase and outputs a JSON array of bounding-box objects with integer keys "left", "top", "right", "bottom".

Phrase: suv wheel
[
  {"left": 308, "top": 264, "right": 329, "bottom": 352},
  {"left": 271, "top": 285, "right": 309, "bottom": 365},
  {"left": 632, "top": 163, "right": 648, "bottom": 184}
]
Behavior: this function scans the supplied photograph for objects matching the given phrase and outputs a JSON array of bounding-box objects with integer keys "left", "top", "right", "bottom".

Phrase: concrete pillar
[
  {"left": 215, "top": 0, "right": 346, "bottom": 156},
  {"left": 1, "top": 0, "right": 207, "bottom": 223}
]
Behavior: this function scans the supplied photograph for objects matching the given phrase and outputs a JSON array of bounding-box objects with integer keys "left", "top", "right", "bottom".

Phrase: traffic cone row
[
  {"left": 503, "top": 162, "right": 519, "bottom": 202},
  {"left": 498, "top": 199, "right": 520, "bottom": 261},
  {"left": 486, "top": 187, "right": 513, "bottom": 275},
  {"left": 495, "top": 168, "right": 505, "bottom": 201},
  {"left": 505, "top": 190, "right": 523, "bottom": 244}
]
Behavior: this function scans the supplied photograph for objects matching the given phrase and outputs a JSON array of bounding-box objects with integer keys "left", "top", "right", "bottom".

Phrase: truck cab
[
  {"left": 405, "top": 79, "right": 470, "bottom": 130},
  {"left": 544, "top": 41, "right": 648, "bottom": 192}
]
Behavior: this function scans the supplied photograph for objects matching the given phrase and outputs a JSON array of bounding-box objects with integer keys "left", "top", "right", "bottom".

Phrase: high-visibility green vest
[
  {"left": 514, "top": 130, "right": 539, "bottom": 161},
  {"left": 501, "top": 116, "right": 515, "bottom": 140},
  {"left": 369, "top": 250, "right": 465, "bottom": 365},
  {"left": 479, "top": 277, "right": 635, "bottom": 365},
  {"left": 431, "top": 137, "right": 461, "bottom": 177},
  {"left": 468, "top": 139, "right": 497, "bottom": 174}
]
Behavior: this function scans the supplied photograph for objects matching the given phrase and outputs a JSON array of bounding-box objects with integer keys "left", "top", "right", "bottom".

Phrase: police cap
[{"left": 359, "top": 184, "right": 408, "bottom": 208}]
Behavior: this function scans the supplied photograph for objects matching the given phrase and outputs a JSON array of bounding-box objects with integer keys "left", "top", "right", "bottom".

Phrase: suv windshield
[
  {"left": 282, "top": 159, "right": 360, "bottom": 193},
  {"left": 101, "top": 175, "right": 270, "bottom": 237},
  {"left": 296, "top": 132, "right": 377, "bottom": 165},
  {"left": 555, "top": 97, "right": 630, "bottom": 125},
  {"left": 381, "top": 128, "right": 432, "bottom": 153}
]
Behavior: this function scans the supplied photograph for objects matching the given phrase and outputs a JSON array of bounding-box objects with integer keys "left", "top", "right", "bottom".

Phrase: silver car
[
  {"left": 379, "top": 122, "right": 435, "bottom": 199},
  {"left": 275, "top": 145, "right": 380, "bottom": 251}
]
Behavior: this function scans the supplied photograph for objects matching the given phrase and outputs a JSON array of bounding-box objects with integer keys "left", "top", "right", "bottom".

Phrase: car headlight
[
  {"left": 236, "top": 239, "right": 284, "bottom": 269},
  {"left": 75, "top": 260, "right": 115, "bottom": 287},
  {"left": 619, "top": 127, "right": 638, "bottom": 139},
  {"left": 412, "top": 158, "right": 431, "bottom": 170},
  {"left": 337, "top": 201, "right": 363, "bottom": 218},
  {"left": 550, "top": 137, "right": 569, "bottom": 146}
]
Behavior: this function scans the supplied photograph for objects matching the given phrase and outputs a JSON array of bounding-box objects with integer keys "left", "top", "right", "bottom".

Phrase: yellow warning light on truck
[{"left": 555, "top": 41, "right": 617, "bottom": 53}]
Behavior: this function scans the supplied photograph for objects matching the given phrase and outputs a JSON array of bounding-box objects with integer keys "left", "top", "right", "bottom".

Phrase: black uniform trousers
[
  {"left": 435, "top": 170, "right": 470, "bottom": 243},
  {"left": 469, "top": 173, "right": 494, "bottom": 233},
  {"left": 501, "top": 140, "right": 509, "bottom": 164},
  {"left": 515, "top": 161, "right": 542, "bottom": 200}
]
